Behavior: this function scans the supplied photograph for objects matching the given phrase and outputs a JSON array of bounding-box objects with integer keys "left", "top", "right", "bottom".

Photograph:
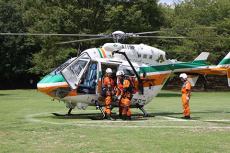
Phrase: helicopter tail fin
[
  {"left": 218, "top": 52, "right": 230, "bottom": 66},
  {"left": 192, "top": 52, "right": 210, "bottom": 64},
  {"left": 216, "top": 52, "right": 230, "bottom": 86}
]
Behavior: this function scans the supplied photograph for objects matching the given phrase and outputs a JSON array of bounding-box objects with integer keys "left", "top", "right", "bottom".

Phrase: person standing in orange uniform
[
  {"left": 115, "top": 70, "right": 125, "bottom": 117},
  {"left": 103, "top": 68, "right": 115, "bottom": 120},
  {"left": 120, "top": 75, "right": 133, "bottom": 120},
  {"left": 179, "top": 73, "right": 192, "bottom": 119}
]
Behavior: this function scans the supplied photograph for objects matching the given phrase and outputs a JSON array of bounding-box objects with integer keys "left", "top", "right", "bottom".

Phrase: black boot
[
  {"left": 107, "top": 114, "right": 115, "bottom": 121},
  {"left": 181, "top": 116, "right": 191, "bottom": 119},
  {"left": 185, "top": 116, "right": 191, "bottom": 119},
  {"left": 103, "top": 113, "right": 108, "bottom": 120},
  {"left": 121, "top": 115, "right": 127, "bottom": 120}
]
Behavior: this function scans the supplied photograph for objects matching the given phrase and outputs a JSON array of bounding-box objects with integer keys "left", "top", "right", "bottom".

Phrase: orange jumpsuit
[
  {"left": 103, "top": 76, "right": 115, "bottom": 115},
  {"left": 181, "top": 80, "right": 191, "bottom": 117},
  {"left": 120, "top": 79, "right": 132, "bottom": 117},
  {"left": 115, "top": 77, "right": 124, "bottom": 116}
]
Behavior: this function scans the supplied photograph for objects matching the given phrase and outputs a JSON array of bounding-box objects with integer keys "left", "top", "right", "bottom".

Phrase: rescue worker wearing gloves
[
  {"left": 103, "top": 68, "right": 115, "bottom": 120},
  {"left": 115, "top": 70, "right": 125, "bottom": 118},
  {"left": 119, "top": 72, "right": 133, "bottom": 120},
  {"left": 179, "top": 73, "right": 192, "bottom": 119}
]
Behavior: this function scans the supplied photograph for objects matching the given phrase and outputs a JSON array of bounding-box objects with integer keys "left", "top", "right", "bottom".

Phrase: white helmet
[
  {"left": 179, "top": 73, "right": 188, "bottom": 79},
  {"left": 116, "top": 70, "right": 124, "bottom": 76},
  {"left": 106, "top": 68, "right": 112, "bottom": 74}
]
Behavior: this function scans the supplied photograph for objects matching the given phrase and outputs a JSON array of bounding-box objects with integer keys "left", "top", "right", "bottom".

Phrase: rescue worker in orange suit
[
  {"left": 120, "top": 73, "right": 133, "bottom": 120},
  {"left": 179, "top": 73, "right": 191, "bottom": 119},
  {"left": 115, "top": 70, "right": 125, "bottom": 118},
  {"left": 103, "top": 68, "right": 115, "bottom": 120}
]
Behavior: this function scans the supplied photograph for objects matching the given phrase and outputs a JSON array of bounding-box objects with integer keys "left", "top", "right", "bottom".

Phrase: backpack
[{"left": 124, "top": 77, "right": 136, "bottom": 94}]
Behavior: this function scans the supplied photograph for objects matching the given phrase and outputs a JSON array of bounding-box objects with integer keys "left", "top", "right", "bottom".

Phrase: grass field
[{"left": 0, "top": 90, "right": 229, "bottom": 153}]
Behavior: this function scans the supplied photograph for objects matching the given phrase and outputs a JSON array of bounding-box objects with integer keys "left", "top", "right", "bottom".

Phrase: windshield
[
  {"left": 60, "top": 53, "right": 91, "bottom": 89},
  {"left": 70, "top": 60, "right": 88, "bottom": 76},
  {"left": 50, "top": 57, "right": 76, "bottom": 75}
]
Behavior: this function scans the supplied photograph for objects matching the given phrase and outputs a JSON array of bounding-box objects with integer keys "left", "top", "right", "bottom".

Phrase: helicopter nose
[{"left": 37, "top": 74, "right": 68, "bottom": 95}]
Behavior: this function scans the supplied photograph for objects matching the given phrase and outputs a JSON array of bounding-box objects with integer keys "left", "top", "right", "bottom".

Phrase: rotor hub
[{"left": 112, "top": 31, "right": 126, "bottom": 43}]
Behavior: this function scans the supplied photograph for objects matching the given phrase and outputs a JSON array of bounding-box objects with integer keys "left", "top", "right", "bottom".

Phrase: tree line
[{"left": 0, "top": 0, "right": 229, "bottom": 89}]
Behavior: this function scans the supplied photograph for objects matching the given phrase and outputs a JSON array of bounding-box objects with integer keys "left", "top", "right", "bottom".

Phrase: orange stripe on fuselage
[
  {"left": 101, "top": 48, "right": 107, "bottom": 58},
  {"left": 190, "top": 68, "right": 228, "bottom": 75},
  {"left": 96, "top": 73, "right": 170, "bottom": 94},
  {"left": 37, "top": 84, "right": 69, "bottom": 93},
  {"left": 38, "top": 84, "right": 78, "bottom": 97},
  {"left": 39, "top": 73, "right": 170, "bottom": 98},
  {"left": 67, "top": 89, "right": 77, "bottom": 96},
  {"left": 141, "top": 73, "right": 171, "bottom": 87},
  {"left": 126, "top": 73, "right": 171, "bottom": 89}
]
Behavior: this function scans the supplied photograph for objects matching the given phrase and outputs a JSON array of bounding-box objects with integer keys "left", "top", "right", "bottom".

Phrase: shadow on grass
[
  {"left": 50, "top": 112, "right": 154, "bottom": 121},
  {"left": 42, "top": 110, "right": 227, "bottom": 121},
  {"left": 156, "top": 93, "right": 181, "bottom": 97},
  {"left": 0, "top": 94, "right": 13, "bottom": 96},
  {"left": 154, "top": 110, "right": 227, "bottom": 116}
]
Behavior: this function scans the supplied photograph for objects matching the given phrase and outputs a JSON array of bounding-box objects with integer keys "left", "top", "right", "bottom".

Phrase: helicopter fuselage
[{"left": 37, "top": 43, "right": 230, "bottom": 110}]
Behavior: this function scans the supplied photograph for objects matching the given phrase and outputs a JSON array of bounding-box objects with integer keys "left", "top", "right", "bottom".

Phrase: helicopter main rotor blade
[
  {"left": 133, "top": 36, "right": 188, "bottom": 39},
  {"left": 132, "top": 27, "right": 217, "bottom": 35},
  {"left": 56, "top": 37, "right": 111, "bottom": 44},
  {"left": 0, "top": 32, "right": 106, "bottom": 37},
  {"left": 134, "top": 31, "right": 165, "bottom": 35},
  {"left": 133, "top": 35, "right": 230, "bottom": 40}
]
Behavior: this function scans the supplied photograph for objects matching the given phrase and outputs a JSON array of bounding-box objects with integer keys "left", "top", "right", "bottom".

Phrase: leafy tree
[
  {"left": 160, "top": 0, "right": 230, "bottom": 64},
  {"left": 0, "top": 1, "right": 37, "bottom": 79}
]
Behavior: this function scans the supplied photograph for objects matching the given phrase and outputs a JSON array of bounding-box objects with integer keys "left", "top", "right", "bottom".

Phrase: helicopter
[{"left": 1, "top": 30, "right": 230, "bottom": 117}]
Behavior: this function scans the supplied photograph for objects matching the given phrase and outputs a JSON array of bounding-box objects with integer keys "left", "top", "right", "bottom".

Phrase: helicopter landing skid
[
  {"left": 52, "top": 113, "right": 71, "bottom": 116},
  {"left": 52, "top": 108, "right": 73, "bottom": 116},
  {"left": 136, "top": 104, "right": 149, "bottom": 117}
]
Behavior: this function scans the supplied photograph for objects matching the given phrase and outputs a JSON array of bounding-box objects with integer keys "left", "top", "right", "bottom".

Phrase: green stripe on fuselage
[
  {"left": 38, "top": 74, "right": 65, "bottom": 83},
  {"left": 173, "top": 62, "right": 207, "bottom": 69},
  {"left": 97, "top": 48, "right": 103, "bottom": 58},
  {"left": 192, "top": 60, "right": 207, "bottom": 64},
  {"left": 140, "top": 65, "right": 172, "bottom": 73},
  {"left": 139, "top": 62, "right": 208, "bottom": 73}
]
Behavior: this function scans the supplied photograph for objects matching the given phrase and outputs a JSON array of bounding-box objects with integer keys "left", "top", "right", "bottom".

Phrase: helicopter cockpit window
[
  {"left": 67, "top": 53, "right": 90, "bottom": 77},
  {"left": 61, "top": 53, "right": 91, "bottom": 89},
  {"left": 50, "top": 58, "right": 76, "bottom": 75},
  {"left": 70, "top": 60, "right": 88, "bottom": 76}
]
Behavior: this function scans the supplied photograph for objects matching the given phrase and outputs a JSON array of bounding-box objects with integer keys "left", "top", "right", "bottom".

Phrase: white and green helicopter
[
  {"left": 35, "top": 31, "right": 230, "bottom": 116},
  {"left": 1, "top": 31, "right": 230, "bottom": 116}
]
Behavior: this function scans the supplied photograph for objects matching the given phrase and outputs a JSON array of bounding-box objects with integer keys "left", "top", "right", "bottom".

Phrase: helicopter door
[{"left": 61, "top": 53, "right": 90, "bottom": 89}]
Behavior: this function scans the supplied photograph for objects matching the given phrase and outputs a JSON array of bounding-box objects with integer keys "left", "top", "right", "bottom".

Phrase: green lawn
[{"left": 0, "top": 90, "right": 229, "bottom": 153}]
